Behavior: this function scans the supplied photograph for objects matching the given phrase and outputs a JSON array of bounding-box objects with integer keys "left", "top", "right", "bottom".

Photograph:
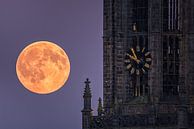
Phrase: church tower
[{"left": 82, "top": 0, "right": 194, "bottom": 128}]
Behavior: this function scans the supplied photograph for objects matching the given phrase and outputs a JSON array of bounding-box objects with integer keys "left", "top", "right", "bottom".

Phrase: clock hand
[
  {"left": 129, "top": 55, "right": 136, "bottom": 60},
  {"left": 131, "top": 48, "right": 137, "bottom": 59},
  {"left": 135, "top": 58, "right": 140, "bottom": 64},
  {"left": 129, "top": 55, "right": 140, "bottom": 64},
  {"left": 136, "top": 59, "right": 140, "bottom": 64}
]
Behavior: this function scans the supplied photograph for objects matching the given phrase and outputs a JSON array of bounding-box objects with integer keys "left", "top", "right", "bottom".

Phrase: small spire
[
  {"left": 82, "top": 78, "right": 92, "bottom": 111},
  {"left": 98, "top": 97, "right": 103, "bottom": 116},
  {"left": 83, "top": 78, "right": 91, "bottom": 97}
]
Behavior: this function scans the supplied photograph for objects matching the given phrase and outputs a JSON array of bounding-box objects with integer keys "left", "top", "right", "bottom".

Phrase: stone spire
[
  {"left": 98, "top": 97, "right": 103, "bottom": 116},
  {"left": 82, "top": 78, "right": 92, "bottom": 129},
  {"left": 83, "top": 78, "right": 92, "bottom": 110},
  {"left": 83, "top": 78, "right": 91, "bottom": 97}
]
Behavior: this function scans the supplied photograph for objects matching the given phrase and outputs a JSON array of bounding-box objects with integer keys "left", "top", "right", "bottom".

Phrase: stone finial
[{"left": 83, "top": 78, "right": 91, "bottom": 96}]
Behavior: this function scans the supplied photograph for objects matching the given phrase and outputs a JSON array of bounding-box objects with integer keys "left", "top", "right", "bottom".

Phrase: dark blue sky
[{"left": 0, "top": 0, "right": 103, "bottom": 129}]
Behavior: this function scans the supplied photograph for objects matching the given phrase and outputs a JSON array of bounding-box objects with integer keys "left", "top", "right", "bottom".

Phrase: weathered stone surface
[{"left": 82, "top": 0, "right": 194, "bottom": 129}]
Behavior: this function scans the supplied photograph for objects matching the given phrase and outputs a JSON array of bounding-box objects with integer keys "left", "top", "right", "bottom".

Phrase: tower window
[
  {"left": 163, "top": 36, "right": 179, "bottom": 96},
  {"left": 132, "top": 0, "right": 148, "bottom": 32},
  {"left": 163, "top": 0, "right": 180, "bottom": 31}
]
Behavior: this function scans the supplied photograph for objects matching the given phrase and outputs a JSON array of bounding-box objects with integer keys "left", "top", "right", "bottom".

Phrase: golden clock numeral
[
  {"left": 146, "top": 58, "right": 152, "bottom": 62},
  {"left": 131, "top": 68, "right": 135, "bottom": 74},
  {"left": 125, "top": 59, "right": 131, "bottom": 63},
  {"left": 145, "top": 52, "right": 150, "bottom": 56},
  {"left": 127, "top": 64, "right": 132, "bottom": 69},
  {"left": 142, "top": 68, "right": 145, "bottom": 73},
  {"left": 144, "top": 63, "right": 150, "bottom": 68},
  {"left": 136, "top": 69, "right": 140, "bottom": 75},
  {"left": 142, "top": 47, "right": 145, "bottom": 53}
]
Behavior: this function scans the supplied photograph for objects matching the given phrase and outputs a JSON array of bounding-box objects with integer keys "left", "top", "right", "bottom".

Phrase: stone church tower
[{"left": 82, "top": 0, "right": 194, "bottom": 128}]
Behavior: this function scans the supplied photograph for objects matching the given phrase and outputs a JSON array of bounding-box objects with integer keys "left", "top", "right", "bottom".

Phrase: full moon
[{"left": 16, "top": 41, "right": 70, "bottom": 94}]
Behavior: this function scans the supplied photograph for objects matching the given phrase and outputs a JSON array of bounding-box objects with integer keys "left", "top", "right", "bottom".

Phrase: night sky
[{"left": 0, "top": 0, "right": 103, "bottom": 129}]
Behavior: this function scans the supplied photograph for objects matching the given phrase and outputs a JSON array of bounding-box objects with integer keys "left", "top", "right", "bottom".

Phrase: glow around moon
[{"left": 16, "top": 41, "right": 70, "bottom": 94}]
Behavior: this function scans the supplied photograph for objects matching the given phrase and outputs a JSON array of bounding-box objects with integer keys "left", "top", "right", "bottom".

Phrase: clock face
[{"left": 125, "top": 45, "right": 151, "bottom": 75}]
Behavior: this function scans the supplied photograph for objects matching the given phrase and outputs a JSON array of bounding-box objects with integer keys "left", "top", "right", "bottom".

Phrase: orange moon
[{"left": 16, "top": 41, "right": 70, "bottom": 94}]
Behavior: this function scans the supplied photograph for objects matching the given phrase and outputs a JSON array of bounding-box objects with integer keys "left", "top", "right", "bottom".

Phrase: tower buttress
[{"left": 82, "top": 78, "right": 92, "bottom": 129}]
